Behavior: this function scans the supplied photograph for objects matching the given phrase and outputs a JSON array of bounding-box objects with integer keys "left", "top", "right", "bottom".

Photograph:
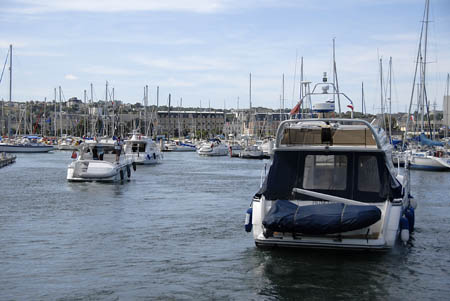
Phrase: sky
[{"left": 0, "top": 0, "right": 449, "bottom": 113}]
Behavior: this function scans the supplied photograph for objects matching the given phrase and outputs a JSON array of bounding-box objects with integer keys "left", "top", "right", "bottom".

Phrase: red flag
[
  {"left": 347, "top": 104, "right": 354, "bottom": 111},
  {"left": 290, "top": 101, "right": 302, "bottom": 115}
]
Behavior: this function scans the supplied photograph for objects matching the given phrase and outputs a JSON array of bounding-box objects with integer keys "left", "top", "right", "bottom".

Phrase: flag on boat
[
  {"left": 289, "top": 100, "right": 302, "bottom": 115},
  {"left": 410, "top": 115, "right": 415, "bottom": 121},
  {"left": 347, "top": 99, "right": 354, "bottom": 111}
]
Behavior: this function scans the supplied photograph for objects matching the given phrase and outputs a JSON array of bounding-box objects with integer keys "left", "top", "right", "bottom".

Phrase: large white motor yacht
[{"left": 245, "top": 77, "right": 415, "bottom": 251}]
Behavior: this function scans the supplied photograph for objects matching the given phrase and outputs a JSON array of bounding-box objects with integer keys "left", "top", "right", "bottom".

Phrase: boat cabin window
[
  {"left": 258, "top": 150, "right": 402, "bottom": 203},
  {"left": 303, "top": 155, "right": 347, "bottom": 190},
  {"left": 131, "top": 143, "right": 146, "bottom": 152},
  {"left": 357, "top": 155, "right": 380, "bottom": 192},
  {"left": 89, "top": 145, "right": 116, "bottom": 160}
]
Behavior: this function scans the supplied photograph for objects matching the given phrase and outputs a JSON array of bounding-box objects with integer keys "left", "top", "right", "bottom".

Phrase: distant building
[
  {"left": 155, "top": 111, "right": 226, "bottom": 137},
  {"left": 67, "top": 97, "right": 82, "bottom": 108},
  {"left": 248, "top": 112, "right": 290, "bottom": 137}
]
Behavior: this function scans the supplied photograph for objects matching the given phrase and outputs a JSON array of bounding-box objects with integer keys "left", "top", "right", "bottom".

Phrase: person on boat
[
  {"left": 98, "top": 146, "right": 104, "bottom": 160},
  {"left": 115, "top": 137, "right": 123, "bottom": 162},
  {"left": 92, "top": 147, "right": 98, "bottom": 160}
]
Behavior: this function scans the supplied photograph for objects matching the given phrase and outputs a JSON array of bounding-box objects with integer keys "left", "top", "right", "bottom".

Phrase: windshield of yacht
[
  {"left": 130, "top": 143, "right": 146, "bottom": 152},
  {"left": 257, "top": 150, "right": 402, "bottom": 203},
  {"left": 303, "top": 155, "right": 347, "bottom": 190}
]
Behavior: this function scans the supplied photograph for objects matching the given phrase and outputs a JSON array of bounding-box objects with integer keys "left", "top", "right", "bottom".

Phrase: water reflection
[{"left": 245, "top": 247, "right": 408, "bottom": 299}]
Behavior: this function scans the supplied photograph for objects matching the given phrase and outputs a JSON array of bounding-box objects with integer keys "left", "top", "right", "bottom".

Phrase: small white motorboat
[
  {"left": 67, "top": 139, "right": 133, "bottom": 182},
  {"left": 163, "top": 140, "right": 197, "bottom": 152},
  {"left": 124, "top": 134, "right": 163, "bottom": 165},
  {"left": 239, "top": 145, "right": 265, "bottom": 159},
  {"left": 197, "top": 139, "right": 228, "bottom": 156}
]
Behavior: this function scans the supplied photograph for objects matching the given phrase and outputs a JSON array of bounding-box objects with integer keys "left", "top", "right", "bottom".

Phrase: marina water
[{"left": 1, "top": 152, "right": 449, "bottom": 299}]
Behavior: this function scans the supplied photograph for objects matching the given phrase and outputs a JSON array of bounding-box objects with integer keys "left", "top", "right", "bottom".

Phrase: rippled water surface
[{"left": 1, "top": 151, "right": 449, "bottom": 300}]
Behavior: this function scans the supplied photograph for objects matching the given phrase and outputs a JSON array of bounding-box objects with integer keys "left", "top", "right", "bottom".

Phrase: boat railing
[{"left": 275, "top": 118, "right": 383, "bottom": 150}]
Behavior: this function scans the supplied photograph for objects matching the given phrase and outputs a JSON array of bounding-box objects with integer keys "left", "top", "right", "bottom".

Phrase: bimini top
[{"left": 275, "top": 118, "right": 388, "bottom": 151}]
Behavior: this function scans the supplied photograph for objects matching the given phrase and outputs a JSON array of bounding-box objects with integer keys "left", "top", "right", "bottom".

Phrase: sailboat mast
[
  {"left": 54, "top": 88, "right": 57, "bottom": 136},
  {"left": 422, "top": 0, "right": 430, "bottom": 105},
  {"left": 291, "top": 51, "right": 298, "bottom": 109},
  {"left": 446, "top": 73, "right": 450, "bottom": 139},
  {"left": 59, "top": 86, "right": 62, "bottom": 137},
  {"left": 112, "top": 87, "right": 115, "bottom": 137},
  {"left": 282, "top": 73, "right": 284, "bottom": 120},
  {"left": 7, "top": 44, "right": 12, "bottom": 139},
  {"left": 1, "top": 99, "right": 4, "bottom": 136},
  {"left": 84, "top": 89, "right": 87, "bottom": 137},
  {"left": 144, "top": 85, "right": 148, "bottom": 136},
  {"left": 90, "top": 83, "right": 94, "bottom": 136},
  {"left": 24, "top": 103, "right": 27, "bottom": 135},
  {"left": 403, "top": 4, "right": 427, "bottom": 145},
  {"left": 168, "top": 94, "right": 171, "bottom": 139},
  {"left": 379, "top": 58, "right": 386, "bottom": 130},
  {"left": 419, "top": 57, "right": 424, "bottom": 133},
  {"left": 156, "top": 86, "right": 159, "bottom": 137},
  {"left": 249, "top": 73, "right": 252, "bottom": 110},
  {"left": 43, "top": 97, "right": 46, "bottom": 136},
  {"left": 332, "top": 38, "right": 341, "bottom": 116},
  {"left": 388, "top": 57, "right": 393, "bottom": 141}
]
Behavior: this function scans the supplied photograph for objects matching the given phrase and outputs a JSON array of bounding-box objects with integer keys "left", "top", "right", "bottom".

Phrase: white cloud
[
  {"left": 370, "top": 33, "right": 419, "bottom": 42},
  {"left": 7, "top": 0, "right": 225, "bottom": 14},
  {"left": 0, "top": 40, "right": 28, "bottom": 49},
  {"left": 16, "top": 50, "right": 64, "bottom": 57},
  {"left": 5, "top": 0, "right": 316, "bottom": 15},
  {"left": 65, "top": 74, "right": 78, "bottom": 80},
  {"left": 81, "top": 65, "right": 142, "bottom": 76},
  {"left": 132, "top": 56, "right": 238, "bottom": 72}
]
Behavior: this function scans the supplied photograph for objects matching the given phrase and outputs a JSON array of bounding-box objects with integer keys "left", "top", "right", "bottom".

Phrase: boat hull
[
  {"left": 197, "top": 145, "right": 228, "bottom": 156},
  {"left": 409, "top": 155, "right": 450, "bottom": 171},
  {"left": 67, "top": 161, "right": 132, "bottom": 182},
  {"left": 0, "top": 144, "right": 54, "bottom": 153},
  {"left": 251, "top": 198, "right": 403, "bottom": 251},
  {"left": 128, "top": 153, "right": 162, "bottom": 165}
]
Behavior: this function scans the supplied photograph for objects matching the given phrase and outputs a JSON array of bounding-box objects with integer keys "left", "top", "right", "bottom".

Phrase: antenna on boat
[{"left": 321, "top": 72, "right": 330, "bottom": 94}]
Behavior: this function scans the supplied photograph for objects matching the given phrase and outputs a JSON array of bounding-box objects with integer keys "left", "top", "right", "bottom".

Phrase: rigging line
[
  {"left": 61, "top": 88, "right": 66, "bottom": 101},
  {"left": 403, "top": 7, "right": 426, "bottom": 148},
  {"left": 391, "top": 61, "right": 400, "bottom": 113},
  {"left": 291, "top": 50, "right": 298, "bottom": 108},
  {"left": 0, "top": 48, "right": 10, "bottom": 85},
  {"left": 423, "top": 86, "right": 433, "bottom": 138}
]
